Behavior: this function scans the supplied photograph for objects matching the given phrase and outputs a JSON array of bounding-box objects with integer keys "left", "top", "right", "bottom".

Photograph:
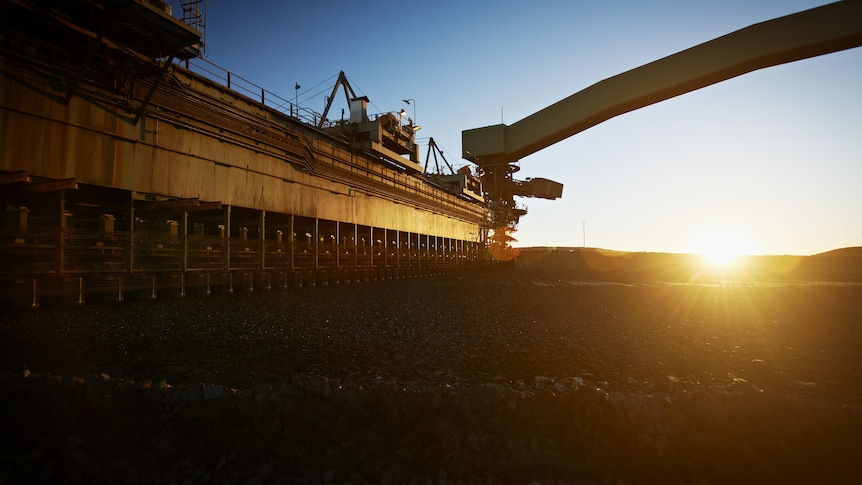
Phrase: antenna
[{"left": 581, "top": 221, "right": 586, "bottom": 248}]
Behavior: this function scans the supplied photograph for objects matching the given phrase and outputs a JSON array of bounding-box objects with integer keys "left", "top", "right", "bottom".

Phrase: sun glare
[{"left": 692, "top": 228, "right": 753, "bottom": 267}]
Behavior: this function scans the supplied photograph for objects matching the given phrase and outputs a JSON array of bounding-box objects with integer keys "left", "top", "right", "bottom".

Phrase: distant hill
[
  {"left": 812, "top": 247, "right": 862, "bottom": 258},
  {"left": 516, "top": 247, "right": 862, "bottom": 283},
  {"left": 803, "top": 247, "right": 862, "bottom": 281}
]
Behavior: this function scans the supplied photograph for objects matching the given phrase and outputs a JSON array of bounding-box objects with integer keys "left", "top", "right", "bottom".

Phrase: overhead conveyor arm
[{"left": 462, "top": 0, "right": 862, "bottom": 165}]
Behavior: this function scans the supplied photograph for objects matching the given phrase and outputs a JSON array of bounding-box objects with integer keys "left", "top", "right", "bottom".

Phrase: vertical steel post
[
  {"left": 370, "top": 227, "right": 376, "bottom": 269},
  {"left": 129, "top": 197, "right": 135, "bottom": 273},
  {"left": 383, "top": 229, "right": 389, "bottom": 270},
  {"left": 58, "top": 191, "right": 66, "bottom": 274},
  {"left": 223, "top": 205, "right": 231, "bottom": 271},
  {"left": 335, "top": 221, "right": 341, "bottom": 269},
  {"left": 182, "top": 211, "right": 189, "bottom": 272},
  {"left": 30, "top": 278, "right": 39, "bottom": 309},
  {"left": 259, "top": 210, "right": 266, "bottom": 271},
  {"left": 405, "top": 232, "right": 411, "bottom": 269},
  {"left": 313, "top": 218, "right": 319, "bottom": 269},
  {"left": 288, "top": 214, "right": 295, "bottom": 270}
]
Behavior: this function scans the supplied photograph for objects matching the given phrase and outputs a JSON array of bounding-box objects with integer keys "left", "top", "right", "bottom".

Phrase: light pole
[
  {"left": 402, "top": 98, "right": 416, "bottom": 125},
  {"left": 581, "top": 221, "right": 586, "bottom": 249},
  {"left": 294, "top": 82, "right": 301, "bottom": 117}
]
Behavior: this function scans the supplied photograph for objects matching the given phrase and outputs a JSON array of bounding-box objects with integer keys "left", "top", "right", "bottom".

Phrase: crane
[{"left": 462, "top": 0, "right": 862, "bottom": 259}]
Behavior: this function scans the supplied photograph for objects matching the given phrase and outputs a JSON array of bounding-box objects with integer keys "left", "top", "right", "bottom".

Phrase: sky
[{"left": 170, "top": 1, "right": 861, "bottom": 256}]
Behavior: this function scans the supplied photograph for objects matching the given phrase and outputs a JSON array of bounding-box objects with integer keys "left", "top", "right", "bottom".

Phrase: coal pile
[{"left": 2, "top": 265, "right": 862, "bottom": 483}]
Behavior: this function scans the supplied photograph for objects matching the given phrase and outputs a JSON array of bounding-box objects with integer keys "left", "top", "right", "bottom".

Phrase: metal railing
[{"left": 183, "top": 57, "right": 328, "bottom": 127}]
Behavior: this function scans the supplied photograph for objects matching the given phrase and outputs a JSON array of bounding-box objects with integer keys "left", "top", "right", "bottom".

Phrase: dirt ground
[{"left": 2, "top": 260, "right": 862, "bottom": 483}]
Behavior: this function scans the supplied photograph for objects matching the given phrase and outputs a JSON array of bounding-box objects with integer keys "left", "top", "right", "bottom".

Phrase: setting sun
[{"left": 692, "top": 228, "right": 755, "bottom": 267}]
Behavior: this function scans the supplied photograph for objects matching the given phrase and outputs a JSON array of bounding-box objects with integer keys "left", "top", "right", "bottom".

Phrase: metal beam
[
  {"left": 0, "top": 170, "right": 30, "bottom": 184},
  {"left": 133, "top": 55, "right": 175, "bottom": 126},
  {"left": 136, "top": 197, "right": 201, "bottom": 210},
  {"left": 318, "top": 71, "right": 357, "bottom": 128},
  {"left": 12, "top": 178, "right": 78, "bottom": 194},
  {"left": 462, "top": 1, "right": 862, "bottom": 164},
  {"left": 63, "top": 26, "right": 107, "bottom": 106}
]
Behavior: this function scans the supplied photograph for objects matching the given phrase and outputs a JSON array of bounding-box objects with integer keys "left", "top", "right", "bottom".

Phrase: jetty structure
[
  {"left": 1, "top": 0, "right": 488, "bottom": 304},
  {"left": 3, "top": 0, "right": 861, "bottom": 305}
]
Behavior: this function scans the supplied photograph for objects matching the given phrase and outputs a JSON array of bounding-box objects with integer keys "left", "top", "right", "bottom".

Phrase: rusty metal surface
[{"left": 0, "top": 0, "right": 489, "bottom": 292}]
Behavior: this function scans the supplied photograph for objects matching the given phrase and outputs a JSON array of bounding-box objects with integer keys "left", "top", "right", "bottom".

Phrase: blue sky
[{"left": 174, "top": 1, "right": 861, "bottom": 255}]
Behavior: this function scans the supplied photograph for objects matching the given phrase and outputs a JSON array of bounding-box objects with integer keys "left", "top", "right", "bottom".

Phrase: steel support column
[
  {"left": 223, "top": 205, "right": 231, "bottom": 271},
  {"left": 335, "top": 221, "right": 341, "bottom": 269},
  {"left": 313, "top": 218, "right": 319, "bottom": 269},
  {"left": 259, "top": 210, "right": 266, "bottom": 271},
  {"left": 182, "top": 210, "right": 189, "bottom": 272},
  {"left": 59, "top": 191, "right": 67, "bottom": 274},
  {"left": 289, "top": 214, "right": 295, "bottom": 270}
]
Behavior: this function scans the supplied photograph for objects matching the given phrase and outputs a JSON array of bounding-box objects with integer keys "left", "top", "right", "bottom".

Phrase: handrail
[
  {"left": 182, "top": 57, "right": 331, "bottom": 127},
  {"left": 180, "top": 58, "right": 413, "bottom": 131}
]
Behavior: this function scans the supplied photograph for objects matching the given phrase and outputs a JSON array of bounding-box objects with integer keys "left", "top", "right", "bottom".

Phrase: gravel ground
[{"left": 2, "top": 265, "right": 862, "bottom": 483}]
